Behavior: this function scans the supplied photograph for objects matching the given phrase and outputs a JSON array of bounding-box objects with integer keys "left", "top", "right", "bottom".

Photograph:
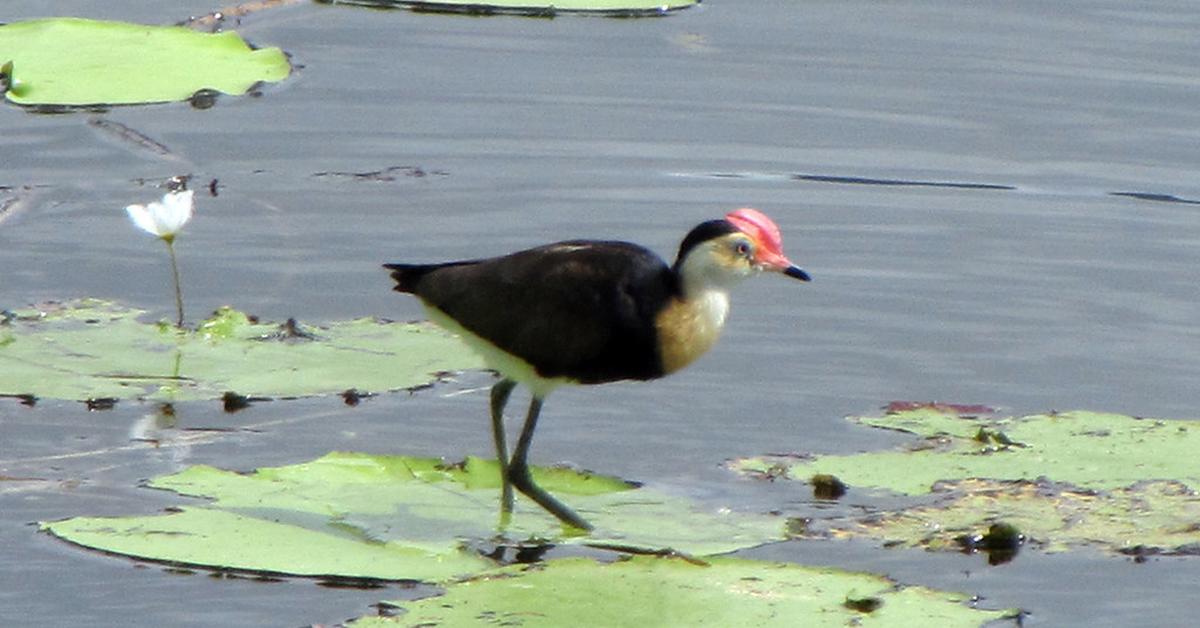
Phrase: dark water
[{"left": 3, "top": 1, "right": 1199, "bottom": 625}]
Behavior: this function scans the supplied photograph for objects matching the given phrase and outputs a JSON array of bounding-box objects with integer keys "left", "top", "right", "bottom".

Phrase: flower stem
[{"left": 164, "top": 238, "right": 184, "bottom": 328}]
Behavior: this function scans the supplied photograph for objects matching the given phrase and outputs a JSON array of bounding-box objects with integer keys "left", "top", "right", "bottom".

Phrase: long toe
[{"left": 508, "top": 464, "right": 593, "bottom": 531}]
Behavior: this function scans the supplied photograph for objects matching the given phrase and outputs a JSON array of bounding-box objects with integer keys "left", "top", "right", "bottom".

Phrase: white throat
[
  {"left": 687, "top": 287, "right": 730, "bottom": 333},
  {"left": 665, "top": 243, "right": 746, "bottom": 357},
  {"left": 676, "top": 240, "right": 754, "bottom": 299}
]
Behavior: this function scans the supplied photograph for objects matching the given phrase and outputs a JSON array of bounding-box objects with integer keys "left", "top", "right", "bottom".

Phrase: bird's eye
[{"left": 733, "top": 239, "right": 754, "bottom": 258}]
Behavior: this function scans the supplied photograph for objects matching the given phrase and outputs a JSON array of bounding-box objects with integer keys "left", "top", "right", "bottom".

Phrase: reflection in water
[
  {"left": 956, "top": 522, "right": 1025, "bottom": 566},
  {"left": 128, "top": 402, "right": 196, "bottom": 470}
]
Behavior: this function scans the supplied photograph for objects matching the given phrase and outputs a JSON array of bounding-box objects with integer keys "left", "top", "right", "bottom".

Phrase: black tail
[
  {"left": 383, "top": 261, "right": 478, "bottom": 294},
  {"left": 383, "top": 263, "right": 439, "bottom": 294}
]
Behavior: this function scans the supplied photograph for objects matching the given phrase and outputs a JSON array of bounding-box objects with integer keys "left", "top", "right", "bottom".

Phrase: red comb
[{"left": 725, "top": 207, "right": 784, "bottom": 255}]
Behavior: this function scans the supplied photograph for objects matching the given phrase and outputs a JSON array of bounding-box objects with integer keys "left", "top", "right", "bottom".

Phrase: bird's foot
[{"left": 508, "top": 463, "right": 594, "bottom": 532}]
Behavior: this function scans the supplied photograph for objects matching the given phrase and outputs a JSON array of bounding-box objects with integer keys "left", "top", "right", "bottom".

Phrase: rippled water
[{"left": 3, "top": 1, "right": 1199, "bottom": 625}]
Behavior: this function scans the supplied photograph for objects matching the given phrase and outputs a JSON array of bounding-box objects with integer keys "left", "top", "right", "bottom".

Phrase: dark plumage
[
  {"left": 386, "top": 241, "right": 677, "bottom": 383},
  {"left": 671, "top": 219, "right": 738, "bottom": 272}
]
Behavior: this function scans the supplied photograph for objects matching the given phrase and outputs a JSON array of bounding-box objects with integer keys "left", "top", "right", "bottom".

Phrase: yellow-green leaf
[
  {"left": 0, "top": 18, "right": 290, "bottom": 106},
  {"left": 0, "top": 299, "right": 481, "bottom": 401},
  {"left": 354, "top": 556, "right": 1015, "bottom": 627}
]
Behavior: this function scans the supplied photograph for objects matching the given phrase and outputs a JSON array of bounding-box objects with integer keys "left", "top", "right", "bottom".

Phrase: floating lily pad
[
  {"left": 352, "top": 556, "right": 1015, "bottom": 627},
  {"left": 43, "top": 452, "right": 787, "bottom": 581},
  {"left": 736, "top": 410, "right": 1200, "bottom": 495},
  {"left": 322, "top": 0, "right": 697, "bottom": 17},
  {"left": 732, "top": 410, "right": 1200, "bottom": 556},
  {"left": 810, "top": 478, "right": 1200, "bottom": 557},
  {"left": 43, "top": 507, "right": 493, "bottom": 582},
  {"left": 0, "top": 299, "right": 482, "bottom": 401},
  {"left": 0, "top": 18, "right": 290, "bottom": 106}
]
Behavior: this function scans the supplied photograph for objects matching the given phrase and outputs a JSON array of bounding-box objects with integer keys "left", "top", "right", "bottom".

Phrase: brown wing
[{"left": 400, "top": 241, "right": 677, "bottom": 383}]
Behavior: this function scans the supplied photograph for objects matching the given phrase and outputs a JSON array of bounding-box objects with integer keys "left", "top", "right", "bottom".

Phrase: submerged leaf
[
  {"left": 810, "top": 478, "right": 1200, "bottom": 558},
  {"left": 0, "top": 18, "right": 290, "bottom": 106}
]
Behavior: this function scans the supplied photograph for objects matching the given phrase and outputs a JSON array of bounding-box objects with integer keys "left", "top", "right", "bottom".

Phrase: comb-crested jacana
[{"left": 384, "top": 208, "right": 809, "bottom": 531}]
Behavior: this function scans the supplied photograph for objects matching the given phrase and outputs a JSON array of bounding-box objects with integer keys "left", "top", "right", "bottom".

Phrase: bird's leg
[
  {"left": 508, "top": 395, "right": 594, "bottom": 532},
  {"left": 490, "top": 379, "right": 517, "bottom": 519}
]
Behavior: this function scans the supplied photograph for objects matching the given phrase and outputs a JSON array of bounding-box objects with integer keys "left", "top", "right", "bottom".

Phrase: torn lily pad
[
  {"left": 732, "top": 410, "right": 1200, "bottom": 557},
  {"left": 0, "top": 299, "right": 482, "bottom": 401},
  {"left": 0, "top": 18, "right": 290, "bottom": 106},
  {"left": 42, "top": 452, "right": 787, "bottom": 581},
  {"left": 802, "top": 477, "right": 1200, "bottom": 559},
  {"left": 352, "top": 556, "right": 1016, "bottom": 627}
]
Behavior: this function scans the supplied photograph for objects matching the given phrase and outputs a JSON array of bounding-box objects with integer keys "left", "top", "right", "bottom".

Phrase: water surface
[{"left": 3, "top": 1, "right": 1199, "bottom": 625}]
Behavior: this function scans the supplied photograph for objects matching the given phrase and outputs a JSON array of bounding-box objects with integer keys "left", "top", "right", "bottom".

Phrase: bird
[{"left": 384, "top": 208, "right": 809, "bottom": 531}]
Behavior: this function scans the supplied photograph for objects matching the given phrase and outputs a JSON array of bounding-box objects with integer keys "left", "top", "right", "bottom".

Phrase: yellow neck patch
[{"left": 655, "top": 289, "right": 730, "bottom": 374}]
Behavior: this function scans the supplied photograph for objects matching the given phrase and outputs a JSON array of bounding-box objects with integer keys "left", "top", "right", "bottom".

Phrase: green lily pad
[
  {"left": 0, "top": 299, "right": 483, "bottom": 401},
  {"left": 735, "top": 410, "right": 1200, "bottom": 495},
  {"left": 732, "top": 410, "right": 1200, "bottom": 556},
  {"left": 43, "top": 452, "right": 787, "bottom": 581},
  {"left": 810, "top": 478, "right": 1200, "bottom": 557},
  {"left": 42, "top": 507, "right": 492, "bottom": 582},
  {"left": 0, "top": 18, "right": 290, "bottom": 106},
  {"left": 323, "top": 0, "right": 697, "bottom": 17},
  {"left": 352, "top": 556, "right": 1015, "bottom": 627}
]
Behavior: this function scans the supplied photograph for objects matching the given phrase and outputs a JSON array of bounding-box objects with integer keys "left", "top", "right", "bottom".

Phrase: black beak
[{"left": 784, "top": 265, "right": 811, "bottom": 281}]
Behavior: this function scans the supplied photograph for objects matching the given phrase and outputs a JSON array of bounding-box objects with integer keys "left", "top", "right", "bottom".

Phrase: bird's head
[{"left": 673, "top": 208, "right": 810, "bottom": 293}]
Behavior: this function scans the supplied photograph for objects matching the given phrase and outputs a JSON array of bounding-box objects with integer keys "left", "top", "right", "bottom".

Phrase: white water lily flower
[
  {"left": 124, "top": 187, "right": 194, "bottom": 327},
  {"left": 125, "top": 189, "right": 194, "bottom": 241}
]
